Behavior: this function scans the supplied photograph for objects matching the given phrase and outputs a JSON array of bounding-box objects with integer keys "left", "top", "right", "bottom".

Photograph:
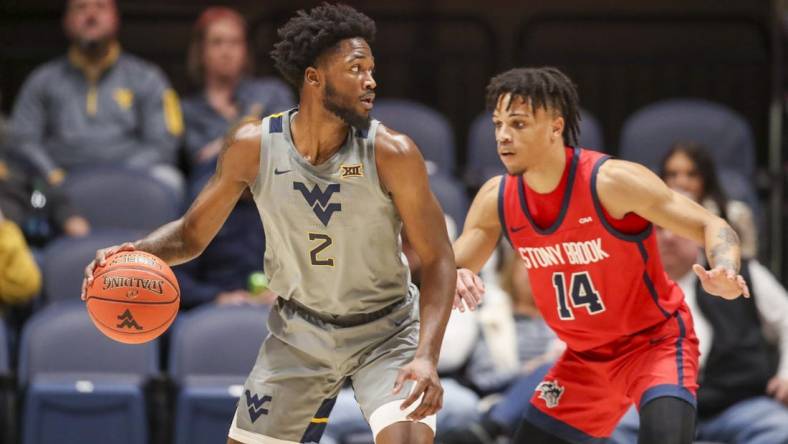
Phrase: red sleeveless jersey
[{"left": 499, "top": 147, "right": 685, "bottom": 351}]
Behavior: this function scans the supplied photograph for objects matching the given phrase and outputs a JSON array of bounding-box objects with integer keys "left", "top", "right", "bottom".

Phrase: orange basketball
[{"left": 85, "top": 250, "right": 180, "bottom": 344}]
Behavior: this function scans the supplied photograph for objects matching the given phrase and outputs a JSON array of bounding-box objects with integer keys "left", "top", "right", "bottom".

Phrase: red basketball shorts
[{"left": 525, "top": 303, "right": 699, "bottom": 441}]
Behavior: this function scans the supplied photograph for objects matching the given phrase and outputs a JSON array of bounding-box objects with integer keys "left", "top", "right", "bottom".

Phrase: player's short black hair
[
  {"left": 270, "top": 3, "right": 376, "bottom": 90},
  {"left": 486, "top": 67, "right": 581, "bottom": 146}
]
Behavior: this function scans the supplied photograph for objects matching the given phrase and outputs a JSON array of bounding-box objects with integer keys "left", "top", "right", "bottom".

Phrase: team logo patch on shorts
[
  {"left": 245, "top": 390, "right": 272, "bottom": 423},
  {"left": 535, "top": 380, "right": 565, "bottom": 408}
]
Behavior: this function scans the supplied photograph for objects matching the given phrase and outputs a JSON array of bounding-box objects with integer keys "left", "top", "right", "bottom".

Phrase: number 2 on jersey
[
  {"left": 308, "top": 233, "right": 334, "bottom": 266},
  {"left": 551, "top": 271, "right": 606, "bottom": 320}
]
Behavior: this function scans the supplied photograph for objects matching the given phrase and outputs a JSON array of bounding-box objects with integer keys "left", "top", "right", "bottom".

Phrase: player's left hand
[
  {"left": 692, "top": 264, "right": 750, "bottom": 300},
  {"left": 392, "top": 357, "right": 443, "bottom": 421},
  {"left": 767, "top": 376, "right": 788, "bottom": 406},
  {"left": 454, "top": 268, "right": 485, "bottom": 312}
]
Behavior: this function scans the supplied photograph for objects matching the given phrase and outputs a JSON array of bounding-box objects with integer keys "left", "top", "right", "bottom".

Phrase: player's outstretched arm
[
  {"left": 81, "top": 118, "right": 261, "bottom": 300},
  {"left": 452, "top": 176, "right": 502, "bottom": 311},
  {"left": 376, "top": 126, "right": 455, "bottom": 421},
  {"left": 597, "top": 159, "right": 750, "bottom": 299}
]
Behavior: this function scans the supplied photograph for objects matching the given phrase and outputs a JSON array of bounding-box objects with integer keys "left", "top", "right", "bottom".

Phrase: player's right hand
[
  {"left": 81, "top": 242, "right": 136, "bottom": 301},
  {"left": 454, "top": 268, "right": 485, "bottom": 312}
]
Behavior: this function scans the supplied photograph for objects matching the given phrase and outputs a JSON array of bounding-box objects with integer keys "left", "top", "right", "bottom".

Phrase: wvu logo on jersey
[
  {"left": 340, "top": 163, "right": 364, "bottom": 179},
  {"left": 535, "top": 380, "right": 565, "bottom": 408},
  {"left": 245, "top": 390, "right": 272, "bottom": 423},
  {"left": 294, "top": 182, "right": 341, "bottom": 226}
]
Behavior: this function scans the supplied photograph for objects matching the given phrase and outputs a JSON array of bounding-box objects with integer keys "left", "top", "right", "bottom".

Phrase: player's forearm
[
  {"left": 133, "top": 219, "right": 204, "bottom": 266},
  {"left": 704, "top": 217, "right": 742, "bottom": 273},
  {"left": 453, "top": 229, "right": 498, "bottom": 274},
  {"left": 414, "top": 253, "right": 456, "bottom": 364}
]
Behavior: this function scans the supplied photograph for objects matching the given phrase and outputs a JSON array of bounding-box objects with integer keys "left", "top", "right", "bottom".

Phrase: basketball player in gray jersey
[{"left": 81, "top": 4, "right": 455, "bottom": 444}]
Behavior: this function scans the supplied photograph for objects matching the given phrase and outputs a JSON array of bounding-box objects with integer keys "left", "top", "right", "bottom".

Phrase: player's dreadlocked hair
[
  {"left": 485, "top": 67, "right": 581, "bottom": 146},
  {"left": 270, "top": 3, "right": 376, "bottom": 90}
]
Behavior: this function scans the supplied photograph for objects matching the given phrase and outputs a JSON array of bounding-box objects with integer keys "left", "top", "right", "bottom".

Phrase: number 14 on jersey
[{"left": 551, "top": 271, "right": 606, "bottom": 320}]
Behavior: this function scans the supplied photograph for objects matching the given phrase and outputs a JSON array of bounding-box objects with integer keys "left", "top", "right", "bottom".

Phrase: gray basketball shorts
[{"left": 228, "top": 295, "right": 436, "bottom": 443}]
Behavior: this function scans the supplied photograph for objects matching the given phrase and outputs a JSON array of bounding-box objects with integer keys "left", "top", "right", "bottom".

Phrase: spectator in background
[
  {"left": 0, "top": 208, "right": 41, "bottom": 309},
  {"left": 441, "top": 250, "right": 563, "bottom": 444},
  {"left": 0, "top": 157, "right": 90, "bottom": 248},
  {"left": 182, "top": 6, "right": 294, "bottom": 189},
  {"left": 8, "top": 0, "right": 184, "bottom": 194},
  {"left": 0, "top": 91, "right": 88, "bottom": 248},
  {"left": 612, "top": 227, "right": 788, "bottom": 444},
  {"left": 172, "top": 6, "right": 293, "bottom": 309},
  {"left": 171, "top": 200, "right": 271, "bottom": 309},
  {"left": 661, "top": 142, "right": 758, "bottom": 258}
]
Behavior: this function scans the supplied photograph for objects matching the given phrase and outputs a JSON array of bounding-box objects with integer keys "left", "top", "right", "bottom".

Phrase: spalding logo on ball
[{"left": 85, "top": 251, "right": 180, "bottom": 344}]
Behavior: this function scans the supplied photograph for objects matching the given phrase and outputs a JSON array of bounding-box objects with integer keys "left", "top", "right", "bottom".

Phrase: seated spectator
[
  {"left": 612, "top": 228, "right": 788, "bottom": 444},
  {"left": 0, "top": 157, "right": 90, "bottom": 248},
  {"left": 8, "top": 0, "right": 184, "bottom": 194},
  {"left": 172, "top": 7, "right": 292, "bottom": 310},
  {"left": 0, "top": 93, "right": 88, "bottom": 247},
  {"left": 182, "top": 6, "right": 294, "bottom": 188},
  {"left": 172, "top": 189, "right": 270, "bottom": 309},
  {"left": 661, "top": 142, "right": 758, "bottom": 258},
  {"left": 0, "top": 208, "right": 41, "bottom": 309},
  {"left": 441, "top": 250, "right": 563, "bottom": 444}
]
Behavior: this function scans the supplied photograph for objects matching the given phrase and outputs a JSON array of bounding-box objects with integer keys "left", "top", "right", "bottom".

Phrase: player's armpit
[{"left": 453, "top": 175, "right": 502, "bottom": 274}]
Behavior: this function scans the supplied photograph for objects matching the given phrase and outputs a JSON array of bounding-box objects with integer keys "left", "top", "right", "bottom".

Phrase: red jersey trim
[
  {"left": 589, "top": 156, "right": 653, "bottom": 243},
  {"left": 497, "top": 175, "right": 512, "bottom": 247},
  {"left": 588, "top": 156, "right": 672, "bottom": 318},
  {"left": 516, "top": 147, "right": 582, "bottom": 235}
]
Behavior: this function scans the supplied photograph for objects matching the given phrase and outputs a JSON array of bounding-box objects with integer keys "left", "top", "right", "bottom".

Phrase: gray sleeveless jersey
[{"left": 251, "top": 109, "right": 414, "bottom": 315}]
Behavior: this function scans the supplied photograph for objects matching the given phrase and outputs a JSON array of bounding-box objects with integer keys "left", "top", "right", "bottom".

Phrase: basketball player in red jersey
[{"left": 454, "top": 67, "right": 750, "bottom": 444}]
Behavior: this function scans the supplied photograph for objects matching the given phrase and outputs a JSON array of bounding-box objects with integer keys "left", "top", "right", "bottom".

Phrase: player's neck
[
  {"left": 522, "top": 143, "right": 568, "bottom": 194},
  {"left": 290, "top": 101, "right": 349, "bottom": 165}
]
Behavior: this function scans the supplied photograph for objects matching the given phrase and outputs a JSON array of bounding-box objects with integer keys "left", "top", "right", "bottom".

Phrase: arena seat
[
  {"left": 18, "top": 301, "right": 158, "bottom": 444},
  {"left": 62, "top": 166, "right": 182, "bottom": 232},
  {"left": 619, "top": 98, "right": 755, "bottom": 178},
  {"left": 169, "top": 304, "right": 270, "bottom": 444},
  {"left": 373, "top": 98, "right": 457, "bottom": 177},
  {"left": 0, "top": 316, "right": 14, "bottom": 444},
  {"left": 429, "top": 174, "right": 469, "bottom": 235},
  {"left": 41, "top": 229, "right": 142, "bottom": 304}
]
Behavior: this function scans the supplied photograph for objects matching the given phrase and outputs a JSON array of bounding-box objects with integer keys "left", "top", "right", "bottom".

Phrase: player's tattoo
[
  {"left": 134, "top": 221, "right": 190, "bottom": 264},
  {"left": 717, "top": 226, "right": 739, "bottom": 245},
  {"left": 709, "top": 226, "right": 740, "bottom": 273}
]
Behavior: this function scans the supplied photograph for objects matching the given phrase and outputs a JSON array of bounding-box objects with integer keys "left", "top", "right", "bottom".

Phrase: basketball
[{"left": 85, "top": 250, "right": 180, "bottom": 344}]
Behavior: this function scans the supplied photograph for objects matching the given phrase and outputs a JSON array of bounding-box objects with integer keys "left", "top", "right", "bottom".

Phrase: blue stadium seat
[
  {"left": 169, "top": 304, "right": 270, "bottom": 444},
  {"left": 619, "top": 98, "right": 755, "bottom": 177},
  {"left": 18, "top": 301, "right": 158, "bottom": 444},
  {"left": 41, "top": 229, "right": 142, "bottom": 304},
  {"left": 465, "top": 109, "right": 604, "bottom": 187},
  {"left": 0, "top": 316, "right": 14, "bottom": 444},
  {"left": 0, "top": 316, "right": 7, "bottom": 378},
  {"left": 63, "top": 166, "right": 182, "bottom": 231},
  {"left": 429, "top": 175, "right": 469, "bottom": 235},
  {"left": 373, "top": 98, "right": 457, "bottom": 176},
  {"left": 719, "top": 169, "right": 759, "bottom": 215}
]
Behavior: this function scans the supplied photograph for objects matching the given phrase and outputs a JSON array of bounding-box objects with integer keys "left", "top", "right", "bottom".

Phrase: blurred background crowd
[{"left": 0, "top": 0, "right": 786, "bottom": 443}]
